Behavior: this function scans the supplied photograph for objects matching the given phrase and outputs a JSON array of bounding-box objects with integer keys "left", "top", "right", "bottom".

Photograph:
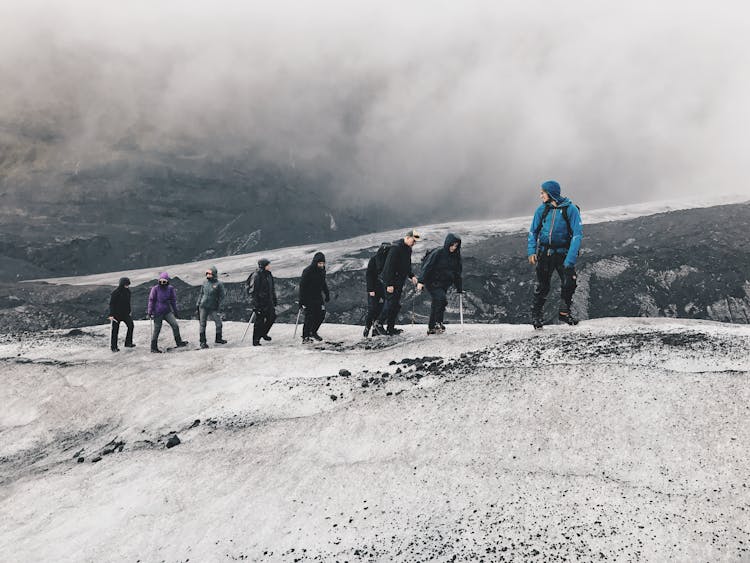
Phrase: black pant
[
  {"left": 532, "top": 252, "right": 577, "bottom": 318},
  {"left": 111, "top": 316, "right": 134, "bottom": 349},
  {"left": 253, "top": 308, "right": 276, "bottom": 343},
  {"left": 378, "top": 286, "right": 403, "bottom": 330},
  {"left": 365, "top": 282, "right": 385, "bottom": 327},
  {"left": 302, "top": 303, "right": 326, "bottom": 338},
  {"left": 427, "top": 286, "right": 448, "bottom": 329}
]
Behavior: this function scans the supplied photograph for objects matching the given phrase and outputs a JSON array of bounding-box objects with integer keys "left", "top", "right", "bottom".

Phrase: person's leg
[
  {"left": 124, "top": 316, "right": 135, "bottom": 346},
  {"left": 531, "top": 253, "right": 554, "bottom": 322},
  {"left": 386, "top": 288, "right": 403, "bottom": 332},
  {"left": 302, "top": 307, "right": 314, "bottom": 339},
  {"left": 199, "top": 307, "right": 208, "bottom": 345},
  {"left": 213, "top": 310, "right": 225, "bottom": 343},
  {"left": 263, "top": 308, "right": 276, "bottom": 339},
  {"left": 558, "top": 258, "right": 578, "bottom": 323},
  {"left": 111, "top": 319, "right": 120, "bottom": 350},
  {"left": 433, "top": 287, "right": 448, "bottom": 328},
  {"left": 252, "top": 311, "right": 265, "bottom": 345},
  {"left": 313, "top": 305, "right": 326, "bottom": 336},
  {"left": 151, "top": 316, "right": 164, "bottom": 350},
  {"left": 164, "top": 312, "right": 184, "bottom": 345}
]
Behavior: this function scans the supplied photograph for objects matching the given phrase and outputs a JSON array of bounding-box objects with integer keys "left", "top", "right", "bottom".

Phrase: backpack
[
  {"left": 374, "top": 242, "right": 391, "bottom": 274},
  {"left": 421, "top": 247, "right": 441, "bottom": 266},
  {"left": 535, "top": 203, "right": 581, "bottom": 239}
]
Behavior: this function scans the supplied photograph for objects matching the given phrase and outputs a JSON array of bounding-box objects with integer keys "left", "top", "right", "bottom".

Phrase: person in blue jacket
[{"left": 526, "top": 180, "right": 583, "bottom": 328}]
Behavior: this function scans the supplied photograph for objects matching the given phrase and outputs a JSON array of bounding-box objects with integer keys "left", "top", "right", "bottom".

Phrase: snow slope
[
  {"left": 1, "top": 318, "right": 749, "bottom": 561},
  {"left": 36, "top": 194, "right": 747, "bottom": 286}
]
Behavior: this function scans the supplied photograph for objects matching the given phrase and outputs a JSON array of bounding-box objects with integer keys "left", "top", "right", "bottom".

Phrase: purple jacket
[{"left": 148, "top": 278, "right": 178, "bottom": 317}]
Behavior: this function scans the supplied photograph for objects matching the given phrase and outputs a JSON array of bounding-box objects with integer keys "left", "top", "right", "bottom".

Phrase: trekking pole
[
  {"left": 241, "top": 311, "right": 256, "bottom": 343},
  {"left": 459, "top": 293, "right": 464, "bottom": 330},
  {"left": 293, "top": 302, "right": 302, "bottom": 338},
  {"left": 411, "top": 291, "right": 415, "bottom": 325}
]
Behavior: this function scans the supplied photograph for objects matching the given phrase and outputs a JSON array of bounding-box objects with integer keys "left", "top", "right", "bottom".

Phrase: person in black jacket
[
  {"left": 417, "top": 233, "right": 463, "bottom": 334},
  {"left": 373, "top": 230, "right": 420, "bottom": 336},
  {"left": 246, "top": 258, "right": 277, "bottom": 346},
  {"left": 363, "top": 243, "right": 389, "bottom": 338},
  {"left": 299, "top": 251, "right": 330, "bottom": 343},
  {"left": 108, "top": 277, "right": 134, "bottom": 352}
]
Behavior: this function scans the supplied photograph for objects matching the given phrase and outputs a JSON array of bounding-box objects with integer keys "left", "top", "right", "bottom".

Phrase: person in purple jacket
[{"left": 147, "top": 272, "right": 188, "bottom": 353}]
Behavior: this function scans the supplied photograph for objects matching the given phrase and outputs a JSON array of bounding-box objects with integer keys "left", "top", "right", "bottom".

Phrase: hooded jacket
[
  {"left": 419, "top": 233, "right": 463, "bottom": 291},
  {"left": 109, "top": 277, "right": 132, "bottom": 319},
  {"left": 148, "top": 272, "right": 178, "bottom": 317},
  {"left": 196, "top": 266, "right": 226, "bottom": 311},
  {"left": 247, "top": 267, "right": 277, "bottom": 311},
  {"left": 526, "top": 198, "right": 583, "bottom": 267},
  {"left": 380, "top": 239, "right": 415, "bottom": 288},
  {"left": 299, "top": 251, "right": 330, "bottom": 307}
]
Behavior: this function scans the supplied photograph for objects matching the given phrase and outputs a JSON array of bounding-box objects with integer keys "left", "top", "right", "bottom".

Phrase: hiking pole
[
  {"left": 293, "top": 302, "right": 302, "bottom": 338},
  {"left": 459, "top": 293, "right": 464, "bottom": 330},
  {"left": 241, "top": 311, "right": 256, "bottom": 343}
]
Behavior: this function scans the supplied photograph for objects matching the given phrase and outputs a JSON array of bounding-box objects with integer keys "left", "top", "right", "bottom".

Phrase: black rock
[
  {"left": 338, "top": 369, "right": 351, "bottom": 377},
  {"left": 65, "top": 329, "right": 85, "bottom": 337},
  {"left": 77, "top": 457, "right": 85, "bottom": 463},
  {"left": 329, "top": 394, "right": 338, "bottom": 401},
  {"left": 166, "top": 435, "right": 181, "bottom": 449},
  {"left": 91, "top": 456, "right": 102, "bottom": 463},
  {"left": 189, "top": 419, "right": 201, "bottom": 428}
]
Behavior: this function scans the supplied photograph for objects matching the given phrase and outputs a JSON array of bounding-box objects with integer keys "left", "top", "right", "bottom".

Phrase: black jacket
[
  {"left": 419, "top": 233, "right": 462, "bottom": 291},
  {"left": 299, "top": 251, "right": 330, "bottom": 306},
  {"left": 109, "top": 282, "right": 132, "bottom": 319},
  {"left": 366, "top": 256, "right": 380, "bottom": 292},
  {"left": 380, "top": 239, "right": 414, "bottom": 288},
  {"left": 247, "top": 269, "right": 277, "bottom": 311}
]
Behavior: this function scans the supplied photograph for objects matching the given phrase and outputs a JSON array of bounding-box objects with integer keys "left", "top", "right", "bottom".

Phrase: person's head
[
  {"left": 313, "top": 251, "right": 326, "bottom": 268},
  {"left": 118, "top": 277, "right": 131, "bottom": 288},
  {"left": 444, "top": 233, "right": 462, "bottom": 253},
  {"left": 404, "top": 229, "right": 422, "bottom": 247},
  {"left": 205, "top": 266, "right": 218, "bottom": 279},
  {"left": 258, "top": 258, "right": 271, "bottom": 271},
  {"left": 158, "top": 272, "right": 170, "bottom": 286},
  {"left": 540, "top": 180, "right": 562, "bottom": 205}
]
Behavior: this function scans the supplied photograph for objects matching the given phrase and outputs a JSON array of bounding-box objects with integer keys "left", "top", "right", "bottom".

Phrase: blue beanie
[{"left": 541, "top": 180, "right": 561, "bottom": 201}]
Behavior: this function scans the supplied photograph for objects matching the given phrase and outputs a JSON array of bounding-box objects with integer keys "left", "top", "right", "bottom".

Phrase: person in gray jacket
[{"left": 196, "top": 266, "right": 227, "bottom": 349}]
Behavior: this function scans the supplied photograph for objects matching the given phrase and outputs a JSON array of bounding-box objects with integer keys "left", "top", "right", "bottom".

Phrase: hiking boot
[
  {"left": 151, "top": 346, "right": 162, "bottom": 353},
  {"left": 386, "top": 327, "right": 403, "bottom": 336},
  {"left": 302, "top": 337, "right": 313, "bottom": 344},
  {"left": 262, "top": 335, "right": 272, "bottom": 341},
  {"left": 558, "top": 312, "right": 579, "bottom": 326},
  {"left": 363, "top": 324, "right": 371, "bottom": 338},
  {"left": 532, "top": 318, "right": 544, "bottom": 330},
  {"left": 215, "top": 338, "right": 227, "bottom": 344},
  {"left": 176, "top": 340, "right": 189, "bottom": 347},
  {"left": 111, "top": 347, "right": 120, "bottom": 352},
  {"left": 370, "top": 322, "right": 385, "bottom": 337},
  {"left": 252, "top": 340, "right": 262, "bottom": 346},
  {"left": 200, "top": 342, "right": 209, "bottom": 349},
  {"left": 427, "top": 327, "right": 438, "bottom": 335},
  {"left": 311, "top": 333, "right": 323, "bottom": 341},
  {"left": 124, "top": 343, "right": 136, "bottom": 348},
  {"left": 436, "top": 322, "right": 446, "bottom": 334}
]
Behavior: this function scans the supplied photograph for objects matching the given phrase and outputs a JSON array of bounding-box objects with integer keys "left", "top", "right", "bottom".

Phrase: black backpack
[
  {"left": 535, "top": 203, "right": 581, "bottom": 239},
  {"left": 421, "top": 247, "right": 441, "bottom": 266},
  {"left": 374, "top": 242, "right": 391, "bottom": 274}
]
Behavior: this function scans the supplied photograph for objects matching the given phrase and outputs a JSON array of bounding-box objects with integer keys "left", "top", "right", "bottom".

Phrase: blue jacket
[{"left": 526, "top": 198, "right": 583, "bottom": 267}]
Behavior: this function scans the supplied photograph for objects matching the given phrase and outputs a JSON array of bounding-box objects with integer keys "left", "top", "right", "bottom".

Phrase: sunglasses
[
  {"left": 205, "top": 272, "right": 213, "bottom": 276},
  {"left": 159, "top": 280, "right": 168, "bottom": 285}
]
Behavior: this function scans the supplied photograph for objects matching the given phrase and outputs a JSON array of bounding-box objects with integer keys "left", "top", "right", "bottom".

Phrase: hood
[
  {"left": 541, "top": 180, "right": 562, "bottom": 202},
  {"left": 311, "top": 251, "right": 326, "bottom": 266},
  {"left": 209, "top": 266, "right": 218, "bottom": 278},
  {"left": 443, "top": 233, "right": 462, "bottom": 251},
  {"left": 118, "top": 277, "right": 130, "bottom": 288},
  {"left": 159, "top": 272, "right": 170, "bottom": 281},
  {"left": 257, "top": 258, "right": 270, "bottom": 270}
]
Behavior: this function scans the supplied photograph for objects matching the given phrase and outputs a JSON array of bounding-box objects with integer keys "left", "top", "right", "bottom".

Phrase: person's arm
[
  {"left": 299, "top": 269, "right": 309, "bottom": 306},
  {"left": 527, "top": 206, "right": 544, "bottom": 263},
  {"left": 147, "top": 287, "right": 155, "bottom": 317},
  {"left": 323, "top": 278, "right": 330, "bottom": 302},
  {"left": 564, "top": 206, "right": 584, "bottom": 268},
  {"left": 170, "top": 287, "right": 178, "bottom": 315},
  {"left": 218, "top": 281, "right": 226, "bottom": 308},
  {"left": 418, "top": 249, "right": 439, "bottom": 285},
  {"left": 109, "top": 290, "right": 116, "bottom": 318}
]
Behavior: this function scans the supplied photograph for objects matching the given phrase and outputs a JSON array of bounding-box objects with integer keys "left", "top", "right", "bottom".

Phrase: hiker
[
  {"left": 246, "top": 258, "right": 277, "bottom": 346},
  {"left": 527, "top": 180, "right": 583, "bottom": 329},
  {"left": 363, "top": 242, "right": 390, "bottom": 337},
  {"left": 372, "top": 230, "right": 420, "bottom": 336},
  {"left": 108, "top": 277, "right": 135, "bottom": 351},
  {"left": 196, "top": 266, "right": 227, "bottom": 349},
  {"left": 299, "top": 251, "right": 330, "bottom": 343},
  {"left": 417, "top": 233, "right": 463, "bottom": 335},
  {"left": 147, "top": 272, "right": 188, "bottom": 352}
]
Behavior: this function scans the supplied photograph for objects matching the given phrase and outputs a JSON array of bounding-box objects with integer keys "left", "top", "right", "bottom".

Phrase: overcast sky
[{"left": 1, "top": 0, "right": 748, "bottom": 217}]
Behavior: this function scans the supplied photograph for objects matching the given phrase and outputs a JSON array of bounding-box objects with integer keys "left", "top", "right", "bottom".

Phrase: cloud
[{"left": 1, "top": 0, "right": 748, "bottom": 217}]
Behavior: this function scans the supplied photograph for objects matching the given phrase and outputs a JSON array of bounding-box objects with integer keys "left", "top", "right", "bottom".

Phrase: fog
[{"left": 1, "top": 0, "right": 748, "bottom": 217}]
